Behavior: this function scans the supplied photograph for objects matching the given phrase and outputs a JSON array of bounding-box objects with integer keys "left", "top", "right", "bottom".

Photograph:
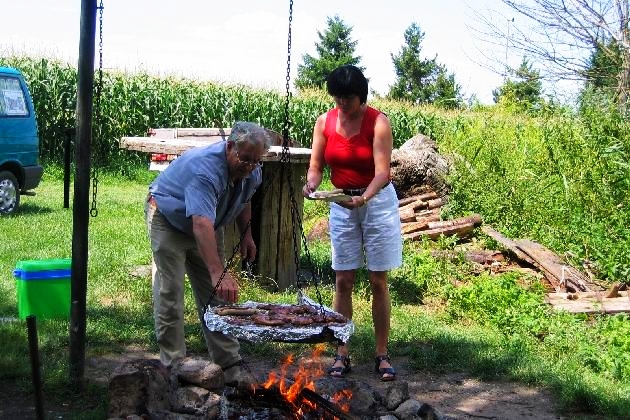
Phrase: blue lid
[{"left": 13, "top": 268, "right": 72, "bottom": 281}]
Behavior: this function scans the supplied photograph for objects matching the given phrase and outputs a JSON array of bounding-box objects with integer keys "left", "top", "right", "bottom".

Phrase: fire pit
[{"left": 106, "top": 351, "right": 443, "bottom": 419}]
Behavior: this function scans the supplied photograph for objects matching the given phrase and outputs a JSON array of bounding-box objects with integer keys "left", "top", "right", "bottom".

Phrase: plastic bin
[{"left": 13, "top": 258, "right": 71, "bottom": 319}]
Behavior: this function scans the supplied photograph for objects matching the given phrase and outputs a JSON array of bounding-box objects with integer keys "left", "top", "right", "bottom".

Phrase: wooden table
[{"left": 120, "top": 128, "right": 312, "bottom": 290}]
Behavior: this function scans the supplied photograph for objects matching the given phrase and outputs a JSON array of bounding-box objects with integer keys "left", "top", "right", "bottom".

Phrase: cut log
[
  {"left": 403, "top": 220, "right": 476, "bottom": 241},
  {"left": 427, "top": 198, "right": 444, "bottom": 209},
  {"left": 399, "top": 199, "right": 428, "bottom": 214},
  {"left": 399, "top": 201, "right": 429, "bottom": 222},
  {"left": 398, "top": 191, "right": 439, "bottom": 207},
  {"left": 401, "top": 221, "right": 430, "bottom": 235},
  {"left": 415, "top": 208, "right": 441, "bottom": 221},
  {"left": 426, "top": 214, "right": 482, "bottom": 230},
  {"left": 400, "top": 213, "right": 442, "bottom": 234}
]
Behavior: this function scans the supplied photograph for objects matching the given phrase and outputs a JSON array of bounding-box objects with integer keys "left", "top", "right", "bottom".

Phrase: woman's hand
[
  {"left": 338, "top": 195, "right": 366, "bottom": 209},
  {"left": 303, "top": 181, "right": 316, "bottom": 197}
]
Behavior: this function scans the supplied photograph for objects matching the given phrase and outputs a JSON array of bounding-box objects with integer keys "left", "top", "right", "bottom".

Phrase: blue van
[{"left": 0, "top": 67, "right": 43, "bottom": 215}]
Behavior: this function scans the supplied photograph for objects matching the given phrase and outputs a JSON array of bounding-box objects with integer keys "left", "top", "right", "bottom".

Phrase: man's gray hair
[{"left": 228, "top": 121, "right": 272, "bottom": 151}]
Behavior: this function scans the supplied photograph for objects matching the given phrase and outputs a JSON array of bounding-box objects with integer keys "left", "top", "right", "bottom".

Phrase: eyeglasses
[{"left": 234, "top": 148, "right": 263, "bottom": 168}]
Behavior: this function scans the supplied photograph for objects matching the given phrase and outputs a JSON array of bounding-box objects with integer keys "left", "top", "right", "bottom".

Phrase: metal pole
[
  {"left": 26, "top": 315, "right": 45, "bottom": 420},
  {"left": 70, "top": 0, "right": 96, "bottom": 387},
  {"left": 64, "top": 128, "right": 72, "bottom": 209}
]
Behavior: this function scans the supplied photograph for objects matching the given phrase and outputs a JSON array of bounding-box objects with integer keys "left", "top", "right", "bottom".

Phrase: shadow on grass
[
  {"left": 393, "top": 334, "right": 630, "bottom": 418},
  {"left": 11, "top": 203, "right": 57, "bottom": 216}
]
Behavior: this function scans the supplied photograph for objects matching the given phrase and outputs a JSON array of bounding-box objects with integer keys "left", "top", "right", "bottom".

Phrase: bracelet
[{"left": 361, "top": 195, "right": 368, "bottom": 206}]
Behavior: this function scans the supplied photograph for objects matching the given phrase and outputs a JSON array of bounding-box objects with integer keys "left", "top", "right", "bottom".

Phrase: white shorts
[{"left": 329, "top": 183, "right": 402, "bottom": 271}]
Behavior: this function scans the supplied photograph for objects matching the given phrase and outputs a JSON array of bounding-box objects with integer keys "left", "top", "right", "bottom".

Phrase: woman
[{"left": 302, "top": 65, "right": 402, "bottom": 381}]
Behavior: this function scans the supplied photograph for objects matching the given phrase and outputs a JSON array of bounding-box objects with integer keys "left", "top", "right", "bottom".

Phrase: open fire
[
  {"left": 108, "top": 348, "right": 432, "bottom": 419},
  {"left": 227, "top": 344, "right": 354, "bottom": 419}
]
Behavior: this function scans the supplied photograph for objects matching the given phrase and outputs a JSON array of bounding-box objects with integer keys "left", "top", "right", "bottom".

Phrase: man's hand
[
  {"left": 240, "top": 234, "right": 257, "bottom": 263},
  {"left": 213, "top": 272, "right": 239, "bottom": 303}
]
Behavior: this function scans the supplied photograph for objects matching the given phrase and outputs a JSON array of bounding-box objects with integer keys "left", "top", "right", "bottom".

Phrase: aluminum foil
[{"left": 203, "top": 295, "right": 354, "bottom": 344}]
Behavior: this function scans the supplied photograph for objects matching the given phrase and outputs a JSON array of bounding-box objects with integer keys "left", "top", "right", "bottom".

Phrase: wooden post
[
  {"left": 27, "top": 315, "right": 45, "bottom": 420},
  {"left": 254, "top": 160, "right": 308, "bottom": 290},
  {"left": 70, "top": 0, "right": 96, "bottom": 386}
]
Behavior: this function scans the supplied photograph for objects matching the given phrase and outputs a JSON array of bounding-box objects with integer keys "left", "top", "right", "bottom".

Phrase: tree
[
  {"left": 477, "top": 0, "right": 630, "bottom": 107},
  {"left": 493, "top": 57, "right": 543, "bottom": 113},
  {"left": 388, "top": 23, "right": 462, "bottom": 108},
  {"left": 585, "top": 38, "right": 623, "bottom": 91},
  {"left": 294, "top": 16, "right": 363, "bottom": 90}
]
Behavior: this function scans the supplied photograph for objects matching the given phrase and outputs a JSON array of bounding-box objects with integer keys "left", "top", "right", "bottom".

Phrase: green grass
[{"left": 1, "top": 171, "right": 630, "bottom": 417}]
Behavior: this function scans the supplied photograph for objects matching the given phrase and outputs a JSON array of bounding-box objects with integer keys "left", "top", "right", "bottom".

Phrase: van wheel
[{"left": 0, "top": 171, "right": 20, "bottom": 215}]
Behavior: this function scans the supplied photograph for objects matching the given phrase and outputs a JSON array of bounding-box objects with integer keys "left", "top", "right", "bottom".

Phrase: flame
[
  {"left": 331, "top": 389, "right": 353, "bottom": 412},
  {"left": 258, "top": 344, "right": 353, "bottom": 414}
]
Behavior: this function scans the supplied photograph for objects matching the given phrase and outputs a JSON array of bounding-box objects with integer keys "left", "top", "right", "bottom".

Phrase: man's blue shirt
[{"left": 149, "top": 141, "right": 261, "bottom": 235}]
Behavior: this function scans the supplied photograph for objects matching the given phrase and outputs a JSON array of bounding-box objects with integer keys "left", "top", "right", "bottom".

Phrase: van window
[{"left": 0, "top": 75, "right": 29, "bottom": 117}]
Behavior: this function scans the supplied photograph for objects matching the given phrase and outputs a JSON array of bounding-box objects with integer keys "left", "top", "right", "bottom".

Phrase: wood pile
[{"left": 398, "top": 189, "right": 482, "bottom": 240}]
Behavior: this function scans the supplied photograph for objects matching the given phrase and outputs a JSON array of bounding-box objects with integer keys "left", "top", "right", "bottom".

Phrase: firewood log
[
  {"left": 426, "top": 214, "right": 482, "bottom": 230},
  {"left": 403, "top": 220, "right": 477, "bottom": 241},
  {"left": 398, "top": 191, "right": 439, "bottom": 207}
]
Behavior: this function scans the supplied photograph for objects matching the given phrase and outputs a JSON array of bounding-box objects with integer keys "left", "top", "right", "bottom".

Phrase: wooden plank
[
  {"left": 515, "top": 239, "right": 592, "bottom": 292},
  {"left": 546, "top": 291, "right": 630, "bottom": 314},
  {"left": 120, "top": 136, "right": 221, "bottom": 154},
  {"left": 481, "top": 226, "right": 539, "bottom": 266},
  {"left": 120, "top": 137, "right": 311, "bottom": 162}
]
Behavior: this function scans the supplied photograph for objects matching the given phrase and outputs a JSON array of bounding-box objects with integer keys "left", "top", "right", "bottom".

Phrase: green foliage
[
  {"left": 388, "top": 23, "right": 462, "bottom": 109},
  {"left": 492, "top": 57, "right": 543, "bottom": 114},
  {"left": 294, "top": 15, "right": 364, "bottom": 91},
  {"left": 585, "top": 38, "right": 623, "bottom": 92},
  {"left": 1, "top": 172, "right": 630, "bottom": 416},
  {"left": 439, "top": 100, "right": 630, "bottom": 283}
]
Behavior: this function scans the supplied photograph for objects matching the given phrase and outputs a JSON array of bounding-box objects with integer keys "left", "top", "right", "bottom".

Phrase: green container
[{"left": 13, "top": 258, "right": 71, "bottom": 320}]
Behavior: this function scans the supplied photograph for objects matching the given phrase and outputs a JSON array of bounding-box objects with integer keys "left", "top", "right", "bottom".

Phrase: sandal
[
  {"left": 375, "top": 355, "right": 396, "bottom": 382},
  {"left": 328, "top": 354, "right": 351, "bottom": 378}
]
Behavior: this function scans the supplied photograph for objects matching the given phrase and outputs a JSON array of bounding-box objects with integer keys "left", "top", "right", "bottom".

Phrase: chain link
[{"left": 90, "top": 0, "right": 104, "bottom": 217}]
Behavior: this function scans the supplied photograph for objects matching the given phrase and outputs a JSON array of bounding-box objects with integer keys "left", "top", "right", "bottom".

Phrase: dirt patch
[{"left": 0, "top": 346, "right": 606, "bottom": 420}]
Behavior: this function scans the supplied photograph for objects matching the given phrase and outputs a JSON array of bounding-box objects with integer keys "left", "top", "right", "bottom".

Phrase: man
[{"left": 145, "top": 121, "right": 271, "bottom": 384}]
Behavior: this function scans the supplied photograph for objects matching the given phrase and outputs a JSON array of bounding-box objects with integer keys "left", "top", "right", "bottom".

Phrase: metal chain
[
  {"left": 281, "top": 0, "right": 293, "bottom": 147},
  {"left": 279, "top": 0, "right": 324, "bottom": 307},
  {"left": 90, "top": 0, "right": 104, "bottom": 217}
]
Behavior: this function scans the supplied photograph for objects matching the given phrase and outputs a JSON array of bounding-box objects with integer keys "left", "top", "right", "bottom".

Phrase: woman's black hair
[{"left": 326, "top": 65, "right": 368, "bottom": 104}]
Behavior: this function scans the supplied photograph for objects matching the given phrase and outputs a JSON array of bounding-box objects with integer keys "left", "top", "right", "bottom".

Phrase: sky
[{"left": 0, "top": 0, "right": 526, "bottom": 104}]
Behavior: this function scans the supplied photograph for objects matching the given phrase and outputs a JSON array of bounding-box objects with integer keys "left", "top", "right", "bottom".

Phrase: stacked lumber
[{"left": 398, "top": 191, "right": 482, "bottom": 240}]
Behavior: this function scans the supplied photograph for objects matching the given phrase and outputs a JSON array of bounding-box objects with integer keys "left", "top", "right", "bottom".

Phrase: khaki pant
[{"left": 145, "top": 197, "right": 240, "bottom": 368}]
